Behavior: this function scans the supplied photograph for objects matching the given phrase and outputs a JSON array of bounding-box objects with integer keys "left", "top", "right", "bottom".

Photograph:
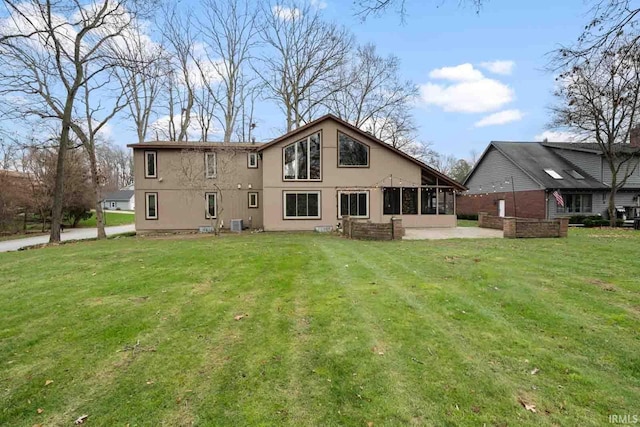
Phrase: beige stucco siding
[
  {"left": 134, "top": 147, "right": 263, "bottom": 232},
  {"left": 261, "top": 120, "right": 456, "bottom": 231}
]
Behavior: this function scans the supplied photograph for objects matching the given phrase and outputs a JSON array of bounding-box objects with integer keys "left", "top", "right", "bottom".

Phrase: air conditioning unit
[{"left": 230, "top": 219, "right": 243, "bottom": 232}]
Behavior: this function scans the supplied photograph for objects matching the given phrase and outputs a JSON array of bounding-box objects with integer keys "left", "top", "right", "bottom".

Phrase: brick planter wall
[
  {"left": 478, "top": 212, "right": 504, "bottom": 229},
  {"left": 342, "top": 217, "right": 404, "bottom": 241},
  {"left": 479, "top": 213, "right": 569, "bottom": 238}
]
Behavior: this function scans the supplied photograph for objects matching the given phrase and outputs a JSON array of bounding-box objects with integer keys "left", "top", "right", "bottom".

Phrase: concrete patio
[{"left": 403, "top": 226, "right": 503, "bottom": 240}]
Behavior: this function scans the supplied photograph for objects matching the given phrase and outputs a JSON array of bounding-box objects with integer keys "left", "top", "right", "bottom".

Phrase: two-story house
[
  {"left": 128, "top": 115, "right": 466, "bottom": 233},
  {"left": 457, "top": 134, "right": 640, "bottom": 221}
]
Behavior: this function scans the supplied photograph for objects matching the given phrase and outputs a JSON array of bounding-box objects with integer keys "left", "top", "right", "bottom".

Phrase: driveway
[
  {"left": 0, "top": 224, "right": 135, "bottom": 253},
  {"left": 403, "top": 227, "right": 503, "bottom": 240}
]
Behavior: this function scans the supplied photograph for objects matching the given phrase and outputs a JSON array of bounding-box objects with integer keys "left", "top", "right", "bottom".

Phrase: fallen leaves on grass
[
  {"left": 531, "top": 368, "right": 540, "bottom": 375},
  {"left": 518, "top": 397, "right": 537, "bottom": 413},
  {"left": 74, "top": 414, "right": 89, "bottom": 424},
  {"left": 234, "top": 313, "right": 248, "bottom": 321},
  {"left": 36, "top": 408, "right": 43, "bottom": 414},
  {"left": 371, "top": 346, "right": 384, "bottom": 355},
  {"left": 44, "top": 379, "right": 54, "bottom": 386},
  {"left": 587, "top": 278, "right": 617, "bottom": 292}
]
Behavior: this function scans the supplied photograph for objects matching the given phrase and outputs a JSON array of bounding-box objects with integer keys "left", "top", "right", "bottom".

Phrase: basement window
[{"left": 544, "top": 168, "right": 563, "bottom": 179}]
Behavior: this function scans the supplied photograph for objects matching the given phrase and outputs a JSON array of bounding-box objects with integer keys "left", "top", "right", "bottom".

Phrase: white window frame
[
  {"left": 337, "top": 191, "right": 369, "bottom": 219},
  {"left": 205, "top": 192, "right": 217, "bottom": 219},
  {"left": 205, "top": 152, "right": 217, "bottom": 178},
  {"left": 248, "top": 152, "right": 258, "bottom": 168},
  {"left": 110, "top": 201, "right": 117, "bottom": 209},
  {"left": 144, "top": 151, "right": 157, "bottom": 178},
  {"left": 145, "top": 192, "right": 158, "bottom": 220},
  {"left": 248, "top": 191, "right": 259, "bottom": 208},
  {"left": 282, "top": 132, "right": 322, "bottom": 181},
  {"left": 283, "top": 191, "right": 321, "bottom": 219}
]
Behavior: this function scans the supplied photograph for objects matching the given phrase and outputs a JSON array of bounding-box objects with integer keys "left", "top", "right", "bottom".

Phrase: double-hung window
[
  {"left": 248, "top": 192, "right": 259, "bottom": 208},
  {"left": 146, "top": 192, "right": 158, "bottom": 219},
  {"left": 283, "top": 133, "right": 321, "bottom": 180},
  {"left": 338, "top": 191, "right": 369, "bottom": 218},
  {"left": 205, "top": 152, "right": 217, "bottom": 178},
  {"left": 144, "top": 151, "right": 157, "bottom": 178},
  {"left": 284, "top": 192, "right": 321, "bottom": 219},
  {"left": 248, "top": 152, "right": 258, "bottom": 168}
]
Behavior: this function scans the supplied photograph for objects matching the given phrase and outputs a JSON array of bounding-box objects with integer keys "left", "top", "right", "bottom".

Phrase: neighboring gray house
[
  {"left": 102, "top": 190, "right": 135, "bottom": 211},
  {"left": 457, "top": 139, "right": 640, "bottom": 221}
]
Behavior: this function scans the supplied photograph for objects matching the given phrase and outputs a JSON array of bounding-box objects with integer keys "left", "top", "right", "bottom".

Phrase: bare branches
[
  {"left": 0, "top": 0, "right": 147, "bottom": 241},
  {"left": 258, "top": 0, "right": 353, "bottom": 131},
  {"left": 551, "top": 38, "right": 640, "bottom": 226},
  {"left": 353, "top": 0, "right": 485, "bottom": 23},
  {"left": 196, "top": 0, "right": 259, "bottom": 142}
]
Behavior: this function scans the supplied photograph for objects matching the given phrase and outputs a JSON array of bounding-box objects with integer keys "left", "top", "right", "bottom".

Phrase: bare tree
[
  {"left": 551, "top": 40, "right": 640, "bottom": 226},
  {"left": 429, "top": 153, "right": 458, "bottom": 176},
  {"left": 112, "top": 20, "right": 165, "bottom": 143},
  {"left": 159, "top": 5, "right": 197, "bottom": 142},
  {"left": 69, "top": 66, "right": 128, "bottom": 239},
  {"left": 353, "top": 0, "right": 485, "bottom": 22},
  {"left": 0, "top": 0, "right": 141, "bottom": 242},
  {"left": 259, "top": 0, "right": 353, "bottom": 131},
  {"left": 0, "top": 130, "right": 19, "bottom": 169},
  {"left": 564, "top": 1, "right": 640, "bottom": 62},
  {"left": 97, "top": 141, "right": 132, "bottom": 191},
  {"left": 172, "top": 146, "right": 240, "bottom": 234},
  {"left": 196, "top": 0, "right": 259, "bottom": 142},
  {"left": 329, "top": 43, "right": 417, "bottom": 131}
]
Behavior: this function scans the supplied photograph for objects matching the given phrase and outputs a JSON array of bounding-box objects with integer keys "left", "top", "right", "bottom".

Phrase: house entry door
[{"left": 498, "top": 199, "right": 506, "bottom": 217}]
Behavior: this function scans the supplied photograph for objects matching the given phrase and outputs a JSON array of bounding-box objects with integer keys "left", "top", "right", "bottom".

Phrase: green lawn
[
  {"left": 1, "top": 230, "right": 639, "bottom": 426},
  {"left": 76, "top": 211, "right": 135, "bottom": 228},
  {"left": 457, "top": 219, "right": 478, "bottom": 227}
]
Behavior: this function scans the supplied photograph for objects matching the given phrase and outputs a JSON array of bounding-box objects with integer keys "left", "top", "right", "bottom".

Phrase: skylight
[
  {"left": 544, "top": 168, "right": 563, "bottom": 179},
  {"left": 565, "top": 169, "right": 585, "bottom": 180}
]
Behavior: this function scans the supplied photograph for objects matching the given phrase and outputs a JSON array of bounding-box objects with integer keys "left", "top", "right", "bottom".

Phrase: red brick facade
[{"left": 457, "top": 190, "right": 547, "bottom": 219}]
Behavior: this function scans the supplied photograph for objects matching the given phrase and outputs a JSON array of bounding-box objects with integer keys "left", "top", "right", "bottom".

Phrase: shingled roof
[{"left": 466, "top": 141, "right": 609, "bottom": 190}]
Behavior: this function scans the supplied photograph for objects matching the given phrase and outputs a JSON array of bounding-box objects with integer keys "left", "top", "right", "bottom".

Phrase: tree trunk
[
  {"left": 608, "top": 186, "right": 618, "bottom": 228},
  {"left": 87, "top": 146, "right": 106, "bottom": 239},
  {"left": 49, "top": 127, "right": 69, "bottom": 243}
]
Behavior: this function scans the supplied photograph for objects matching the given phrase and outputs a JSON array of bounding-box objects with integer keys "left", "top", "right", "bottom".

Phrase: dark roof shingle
[{"left": 491, "top": 142, "right": 609, "bottom": 190}]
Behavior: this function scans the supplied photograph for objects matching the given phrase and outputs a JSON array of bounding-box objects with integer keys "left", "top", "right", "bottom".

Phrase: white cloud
[
  {"left": 272, "top": 5, "right": 302, "bottom": 20},
  {"left": 420, "top": 79, "right": 514, "bottom": 113},
  {"left": 480, "top": 60, "right": 515, "bottom": 75},
  {"left": 310, "top": 0, "right": 328, "bottom": 9},
  {"left": 534, "top": 130, "right": 580, "bottom": 142},
  {"left": 474, "top": 109, "right": 524, "bottom": 127},
  {"left": 428, "top": 63, "right": 483, "bottom": 82},
  {"left": 420, "top": 63, "right": 515, "bottom": 113}
]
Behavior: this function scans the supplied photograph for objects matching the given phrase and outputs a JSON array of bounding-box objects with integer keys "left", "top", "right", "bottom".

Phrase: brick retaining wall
[
  {"left": 478, "top": 212, "right": 504, "bottom": 229},
  {"left": 479, "top": 212, "right": 568, "bottom": 238},
  {"left": 342, "top": 217, "right": 404, "bottom": 241}
]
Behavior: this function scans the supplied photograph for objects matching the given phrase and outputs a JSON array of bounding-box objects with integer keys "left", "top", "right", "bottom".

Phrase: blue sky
[
  {"left": 317, "top": 0, "right": 591, "bottom": 158},
  {"left": 106, "top": 0, "right": 592, "bottom": 159}
]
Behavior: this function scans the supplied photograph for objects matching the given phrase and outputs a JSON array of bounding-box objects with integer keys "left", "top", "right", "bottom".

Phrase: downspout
[{"left": 545, "top": 190, "right": 549, "bottom": 220}]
